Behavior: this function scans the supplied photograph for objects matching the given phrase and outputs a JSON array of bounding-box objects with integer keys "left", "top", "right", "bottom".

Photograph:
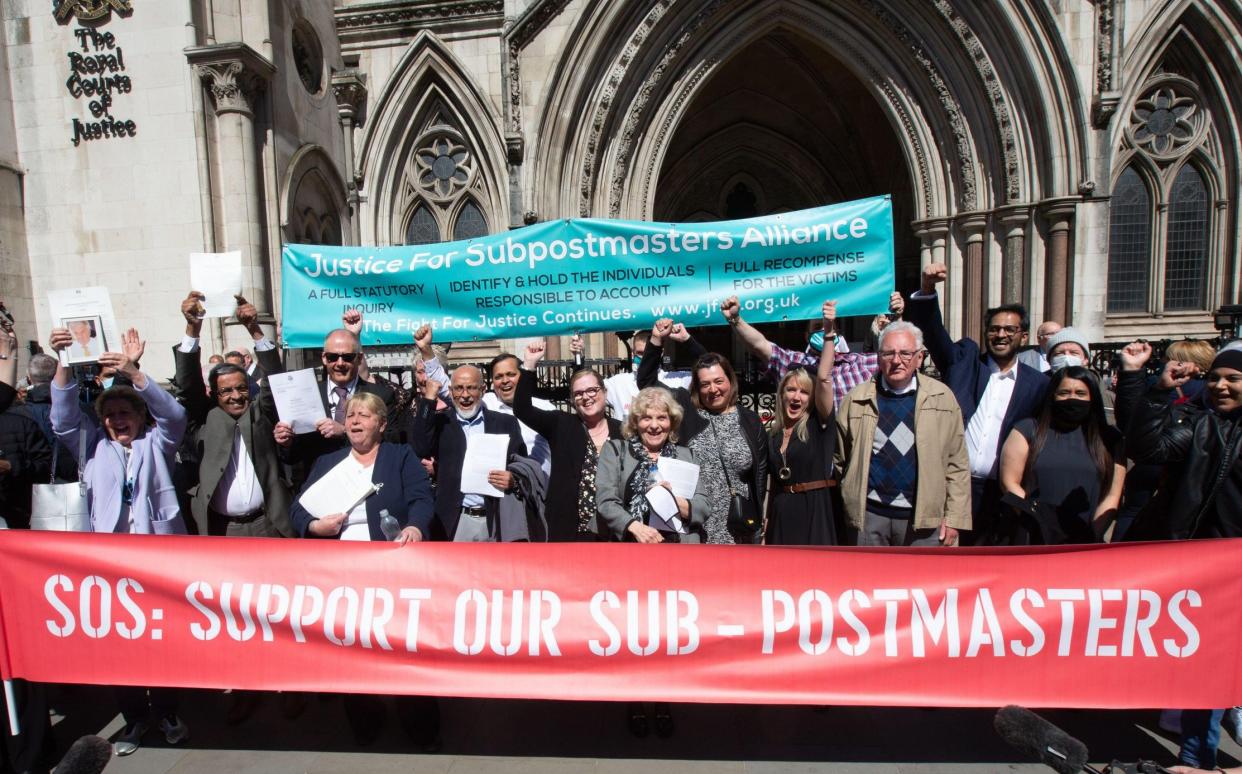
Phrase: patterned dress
[
  {"left": 689, "top": 409, "right": 753, "bottom": 544},
  {"left": 576, "top": 439, "right": 600, "bottom": 535}
]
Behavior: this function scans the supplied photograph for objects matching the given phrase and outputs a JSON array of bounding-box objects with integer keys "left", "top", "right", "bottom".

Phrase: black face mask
[{"left": 1051, "top": 398, "right": 1091, "bottom": 426}]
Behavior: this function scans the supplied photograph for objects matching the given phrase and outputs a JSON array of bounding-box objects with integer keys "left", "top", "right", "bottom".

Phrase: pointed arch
[
  {"left": 282, "top": 144, "right": 349, "bottom": 245},
  {"left": 358, "top": 31, "right": 506, "bottom": 246}
]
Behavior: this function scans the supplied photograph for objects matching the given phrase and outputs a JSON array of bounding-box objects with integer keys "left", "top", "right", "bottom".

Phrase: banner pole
[{"left": 3, "top": 679, "right": 17, "bottom": 736}]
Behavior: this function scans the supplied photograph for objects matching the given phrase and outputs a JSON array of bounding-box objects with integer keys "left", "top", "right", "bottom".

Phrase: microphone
[
  {"left": 994, "top": 705, "right": 1096, "bottom": 773},
  {"left": 54, "top": 734, "right": 112, "bottom": 774}
]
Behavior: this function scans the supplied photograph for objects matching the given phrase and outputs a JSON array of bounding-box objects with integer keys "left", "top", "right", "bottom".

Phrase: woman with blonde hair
[{"left": 766, "top": 301, "right": 840, "bottom": 545}]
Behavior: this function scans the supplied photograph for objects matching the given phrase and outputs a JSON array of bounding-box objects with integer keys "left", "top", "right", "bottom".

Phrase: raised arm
[
  {"left": 814, "top": 301, "right": 837, "bottom": 420},
  {"left": 110, "top": 329, "right": 188, "bottom": 454},
  {"left": 636, "top": 318, "right": 672, "bottom": 389},
  {"left": 172, "top": 291, "right": 214, "bottom": 426},
  {"left": 413, "top": 324, "right": 451, "bottom": 402},
  {"left": 721, "top": 296, "right": 772, "bottom": 361},
  {"left": 512, "top": 342, "right": 561, "bottom": 440},
  {"left": 905, "top": 262, "right": 968, "bottom": 376}
]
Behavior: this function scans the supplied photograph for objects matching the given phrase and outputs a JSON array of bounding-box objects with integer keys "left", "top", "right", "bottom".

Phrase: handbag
[
  {"left": 30, "top": 424, "right": 91, "bottom": 532},
  {"left": 708, "top": 420, "right": 760, "bottom": 536}
]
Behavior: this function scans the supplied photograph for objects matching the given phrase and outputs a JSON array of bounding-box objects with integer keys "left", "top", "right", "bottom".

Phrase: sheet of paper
[
  {"left": 267, "top": 368, "right": 327, "bottom": 434},
  {"left": 656, "top": 457, "right": 700, "bottom": 500},
  {"left": 189, "top": 251, "right": 242, "bottom": 318},
  {"left": 296, "top": 456, "right": 377, "bottom": 519},
  {"left": 461, "top": 433, "right": 510, "bottom": 497},
  {"left": 48, "top": 287, "right": 122, "bottom": 368},
  {"left": 644, "top": 486, "right": 688, "bottom": 534}
]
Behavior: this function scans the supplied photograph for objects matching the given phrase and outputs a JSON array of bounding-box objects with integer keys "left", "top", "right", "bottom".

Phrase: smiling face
[
  {"left": 1207, "top": 366, "right": 1242, "bottom": 414},
  {"left": 637, "top": 406, "right": 672, "bottom": 452},
  {"left": 321, "top": 331, "right": 361, "bottom": 386},
  {"left": 450, "top": 366, "right": 483, "bottom": 418},
  {"left": 985, "top": 311, "right": 1027, "bottom": 361},
  {"left": 570, "top": 372, "right": 606, "bottom": 422},
  {"left": 695, "top": 364, "right": 734, "bottom": 413},
  {"left": 68, "top": 320, "right": 92, "bottom": 345},
  {"left": 490, "top": 356, "right": 520, "bottom": 406},
  {"left": 345, "top": 400, "right": 386, "bottom": 452},
  {"left": 101, "top": 398, "right": 144, "bottom": 447},
  {"left": 214, "top": 371, "right": 250, "bottom": 418}
]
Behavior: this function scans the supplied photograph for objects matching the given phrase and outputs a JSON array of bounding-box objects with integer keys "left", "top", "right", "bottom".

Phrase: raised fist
[
  {"left": 1119, "top": 340, "right": 1152, "bottom": 371},
  {"left": 921, "top": 262, "right": 948, "bottom": 294},
  {"left": 720, "top": 296, "right": 741, "bottom": 323}
]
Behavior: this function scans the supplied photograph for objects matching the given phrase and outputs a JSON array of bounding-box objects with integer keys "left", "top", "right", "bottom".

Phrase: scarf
[{"left": 624, "top": 435, "right": 676, "bottom": 526}]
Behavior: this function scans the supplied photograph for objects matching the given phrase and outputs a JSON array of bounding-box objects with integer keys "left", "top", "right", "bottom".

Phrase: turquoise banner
[{"left": 280, "top": 196, "right": 895, "bottom": 347}]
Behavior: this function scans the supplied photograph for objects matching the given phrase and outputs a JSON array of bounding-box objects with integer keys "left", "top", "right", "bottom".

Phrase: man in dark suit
[
  {"left": 905, "top": 262, "right": 1049, "bottom": 545},
  {"left": 264, "top": 318, "right": 398, "bottom": 485},
  {"left": 410, "top": 363, "right": 526, "bottom": 541},
  {"left": 173, "top": 292, "right": 295, "bottom": 539}
]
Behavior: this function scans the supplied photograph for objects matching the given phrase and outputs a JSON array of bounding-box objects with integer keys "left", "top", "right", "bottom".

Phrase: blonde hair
[
  {"left": 345, "top": 391, "right": 387, "bottom": 419},
  {"left": 1166, "top": 340, "right": 1214, "bottom": 372},
  {"left": 772, "top": 369, "right": 815, "bottom": 443},
  {"left": 623, "top": 387, "right": 683, "bottom": 443}
]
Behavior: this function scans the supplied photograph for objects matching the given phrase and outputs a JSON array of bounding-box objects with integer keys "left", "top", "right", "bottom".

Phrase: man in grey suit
[{"left": 173, "top": 292, "right": 295, "bottom": 539}]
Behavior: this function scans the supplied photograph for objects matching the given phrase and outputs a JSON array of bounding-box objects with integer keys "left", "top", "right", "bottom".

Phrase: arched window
[
  {"left": 453, "top": 200, "right": 488, "bottom": 240},
  {"left": 1106, "top": 167, "right": 1152, "bottom": 313},
  {"left": 1163, "top": 164, "right": 1208, "bottom": 311},
  {"left": 405, "top": 205, "right": 440, "bottom": 246}
]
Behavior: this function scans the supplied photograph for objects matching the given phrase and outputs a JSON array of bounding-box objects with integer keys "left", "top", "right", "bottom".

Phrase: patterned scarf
[{"left": 624, "top": 435, "right": 676, "bottom": 526}]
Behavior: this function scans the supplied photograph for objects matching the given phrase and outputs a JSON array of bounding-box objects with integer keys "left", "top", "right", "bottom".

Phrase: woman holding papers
[
  {"left": 47, "top": 326, "right": 191, "bottom": 756},
  {"left": 596, "top": 386, "right": 709, "bottom": 543},
  {"left": 289, "top": 392, "right": 433, "bottom": 543},
  {"left": 514, "top": 341, "right": 623, "bottom": 540},
  {"left": 288, "top": 391, "right": 440, "bottom": 748},
  {"left": 637, "top": 319, "right": 768, "bottom": 544},
  {"left": 765, "top": 301, "right": 840, "bottom": 545}
]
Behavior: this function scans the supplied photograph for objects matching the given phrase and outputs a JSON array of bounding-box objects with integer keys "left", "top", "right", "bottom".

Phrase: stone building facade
[{"left": 0, "top": 0, "right": 1238, "bottom": 377}]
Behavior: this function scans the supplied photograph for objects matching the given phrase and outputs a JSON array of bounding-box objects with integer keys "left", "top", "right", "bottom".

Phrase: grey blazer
[{"left": 596, "top": 439, "right": 710, "bottom": 542}]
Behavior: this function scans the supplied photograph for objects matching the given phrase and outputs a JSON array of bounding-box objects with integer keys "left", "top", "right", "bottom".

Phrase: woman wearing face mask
[
  {"left": 513, "top": 340, "right": 623, "bottom": 541},
  {"left": 47, "top": 326, "right": 192, "bottom": 756},
  {"left": 637, "top": 319, "right": 767, "bottom": 544},
  {"left": 997, "top": 366, "right": 1125, "bottom": 543},
  {"left": 766, "top": 301, "right": 839, "bottom": 545}
]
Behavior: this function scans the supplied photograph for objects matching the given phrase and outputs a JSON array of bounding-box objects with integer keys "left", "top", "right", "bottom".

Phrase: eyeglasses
[
  {"left": 215, "top": 386, "right": 247, "bottom": 398},
  {"left": 986, "top": 325, "right": 1022, "bottom": 336},
  {"left": 878, "top": 350, "right": 921, "bottom": 362},
  {"left": 323, "top": 352, "right": 358, "bottom": 363},
  {"left": 450, "top": 384, "right": 482, "bottom": 394},
  {"left": 572, "top": 386, "right": 602, "bottom": 401}
]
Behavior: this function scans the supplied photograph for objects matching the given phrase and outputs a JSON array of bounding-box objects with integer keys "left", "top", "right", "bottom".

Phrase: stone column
[
  {"left": 185, "top": 43, "right": 275, "bottom": 312},
  {"left": 1039, "top": 198, "right": 1077, "bottom": 325},
  {"left": 956, "top": 212, "right": 989, "bottom": 337},
  {"left": 912, "top": 217, "right": 952, "bottom": 331},
  {"left": 332, "top": 69, "right": 367, "bottom": 246},
  {"left": 996, "top": 205, "right": 1031, "bottom": 306}
]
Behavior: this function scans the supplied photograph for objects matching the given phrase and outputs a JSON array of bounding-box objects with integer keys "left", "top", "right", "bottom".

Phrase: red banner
[{"left": 0, "top": 531, "right": 1240, "bottom": 709}]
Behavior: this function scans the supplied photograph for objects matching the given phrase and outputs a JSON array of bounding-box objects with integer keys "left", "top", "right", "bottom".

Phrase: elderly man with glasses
[
  {"left": 835, "top": 320, "right": 970, "bottom": 546},
  {"left": 906, "top": 262, "right": 1049, "bottom": 544}
]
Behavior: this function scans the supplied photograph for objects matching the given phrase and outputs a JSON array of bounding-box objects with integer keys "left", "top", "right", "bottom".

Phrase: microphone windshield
[
  {"left": 994, "top": 705, "right": 1089, "bottom": 774},
  {"left": 54, "top": 734, "right": 112, "bottom": 774}
]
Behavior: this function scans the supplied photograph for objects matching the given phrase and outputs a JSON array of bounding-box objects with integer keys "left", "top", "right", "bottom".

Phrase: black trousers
[
  {"left": 1, "top": 679, "right": 52, "bottom": 774},
  {"left": 961, "top": 476, "right": 1001, "bottom": 546}
]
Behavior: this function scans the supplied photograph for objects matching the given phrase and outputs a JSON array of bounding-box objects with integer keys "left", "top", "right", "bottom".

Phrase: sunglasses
[{"left": 323, "top": 352, "right": 359, "bottom": 363}]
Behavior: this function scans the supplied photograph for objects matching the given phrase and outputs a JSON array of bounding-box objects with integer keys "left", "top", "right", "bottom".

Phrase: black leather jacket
[{"left": 1124, "top": 371, "right": 1242, "bottom": 540}]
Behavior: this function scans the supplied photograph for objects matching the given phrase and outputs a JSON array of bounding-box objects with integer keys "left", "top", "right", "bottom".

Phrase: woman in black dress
[{"left": 766, "top": 301, "right": 838, "bottom": 545}]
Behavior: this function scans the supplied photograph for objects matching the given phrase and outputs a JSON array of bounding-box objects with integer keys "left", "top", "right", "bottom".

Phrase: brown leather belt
[{"left": 781, "top": 479, "right": 836, "bottom": 494}]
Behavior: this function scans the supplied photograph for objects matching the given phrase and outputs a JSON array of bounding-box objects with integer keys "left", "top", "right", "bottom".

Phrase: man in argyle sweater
[{"left": 835, "top": 321, "right": 971, "bottom": 546}]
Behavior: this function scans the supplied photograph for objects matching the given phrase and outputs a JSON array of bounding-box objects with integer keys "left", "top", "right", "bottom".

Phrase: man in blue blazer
[
  {"left": 410, "top": 363, "right": 527, "bottom": 541},
  {"left": 905, "top": 262, "right": 1049, "bottom": 545}
]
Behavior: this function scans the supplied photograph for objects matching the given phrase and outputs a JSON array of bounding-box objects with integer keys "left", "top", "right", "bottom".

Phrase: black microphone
[
  {"left": 54, "top": 734, "right": 112, "bottom": 774},
  {"left": 994, "top": 705, "right": 1098, "bottom": 774}
]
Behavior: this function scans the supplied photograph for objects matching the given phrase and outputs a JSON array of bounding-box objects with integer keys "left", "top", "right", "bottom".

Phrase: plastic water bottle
[{"left": 379, "top": 509, "right": 401, "bottom": 541}]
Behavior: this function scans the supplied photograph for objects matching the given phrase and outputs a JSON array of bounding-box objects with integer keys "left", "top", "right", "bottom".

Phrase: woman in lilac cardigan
[{"left": 48, "top": 326, "right": 191, "bottom": 755}]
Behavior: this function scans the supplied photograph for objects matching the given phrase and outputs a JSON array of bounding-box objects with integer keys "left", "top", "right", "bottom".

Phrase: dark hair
[
  {"left": 984, "top": 303, "right": 1030, "bottom": 333},
  {"left": 208, "top": 363, "right": 249, "bottom": 397},
  {"left": 632, "top": 330, "right": 652, "bottom": 347},
  {"left": 223, "top": 350, "right": 245, "bottom": 362},
  {"left": 488, "top": 353, "right": 520, "bottom": 376},
  {"left": 1024, "top": 366, "right": 1114, "bottom": 490},
  {"left": 689, "top": 352, "right": 738, "bottom": 412}
]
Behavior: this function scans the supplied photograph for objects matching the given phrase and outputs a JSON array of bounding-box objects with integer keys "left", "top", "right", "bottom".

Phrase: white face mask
[{"left": 1049, "top": 354, "right": 1085, "bottom": 371}]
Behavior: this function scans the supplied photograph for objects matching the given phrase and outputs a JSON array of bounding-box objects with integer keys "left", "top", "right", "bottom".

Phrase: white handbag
[{"left": 30, "top": 425, "right": 91, "bottom": 532}]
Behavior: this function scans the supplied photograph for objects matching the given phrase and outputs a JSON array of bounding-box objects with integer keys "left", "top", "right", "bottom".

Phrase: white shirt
[
  {"left": 456, "top": 409, "right": 488, "bottom": 510},
  {"left": 604, "top": 369, "right": 692, "bottom": 422},
  {"left": 208, "top": 425, "right": 264, "bottom": 516},
  {"left": 964, "top": 358, "right": 1018, "bottom": 478},
  {"left": 482, "top": 392, "right": 552, "bottom": 477},
  {"left": 337, "top": 455, "right": 374, "bottom": 541},
  {"left": 326, "top": 374, "right": 360, "bottom": 416}
]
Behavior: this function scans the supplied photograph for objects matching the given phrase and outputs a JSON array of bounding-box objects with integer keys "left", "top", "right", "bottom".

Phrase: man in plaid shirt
[{"left": 720, "top": 292, "right": 904, "bottom": 409}]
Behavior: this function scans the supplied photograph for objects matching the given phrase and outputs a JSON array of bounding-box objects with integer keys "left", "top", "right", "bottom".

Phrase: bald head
[
  {"left": 449, "top": 364, "right": 484, "bottom": 418},
  {"left": 322, "top": 329, "right": 363, "bottom": 386}
]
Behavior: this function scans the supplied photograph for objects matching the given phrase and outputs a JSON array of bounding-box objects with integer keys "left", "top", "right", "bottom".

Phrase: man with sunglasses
[{"left": 907, "top": 262, "right": 1049, "bottom": 544}]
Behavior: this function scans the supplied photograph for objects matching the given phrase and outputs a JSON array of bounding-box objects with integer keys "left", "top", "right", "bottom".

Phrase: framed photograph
[{"left": 60, "top": 314, "right": 106, "bottom": 365}]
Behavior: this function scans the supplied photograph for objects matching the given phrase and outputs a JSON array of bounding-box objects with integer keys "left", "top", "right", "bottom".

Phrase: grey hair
[
  {"left": 27, "top": 353, "right": 58, "bottom": 385},
  {"left": 877, "top": 320, "right": 924, "bottom": 352}
]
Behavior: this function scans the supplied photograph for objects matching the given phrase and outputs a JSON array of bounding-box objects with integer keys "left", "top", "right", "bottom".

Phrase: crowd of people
[{"left": 1, "top": 256, "right": 1241, "bottom": 769}]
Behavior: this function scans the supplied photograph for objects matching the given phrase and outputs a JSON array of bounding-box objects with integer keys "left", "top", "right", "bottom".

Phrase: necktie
[{"left": 333, "top": 386, "right": 349, "bottom": 423}]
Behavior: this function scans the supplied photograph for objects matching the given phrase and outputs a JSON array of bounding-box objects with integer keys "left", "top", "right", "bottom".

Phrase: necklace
[{"left": 778, "top": 428, "right": 792, "bottom": 481}]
